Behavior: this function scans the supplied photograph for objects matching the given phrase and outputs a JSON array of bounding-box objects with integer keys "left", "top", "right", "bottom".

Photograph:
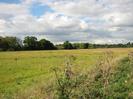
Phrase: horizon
[
  {"left": 1, "top": 35, "right": 133, "bottom": 45},
  {"left": 0, "top": 0, "right": 133, "bottom": 44}
]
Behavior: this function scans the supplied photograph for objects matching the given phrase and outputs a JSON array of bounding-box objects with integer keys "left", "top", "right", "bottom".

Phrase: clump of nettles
[{"left": 53, "top": 52, "right": 133, "bottom": 99}]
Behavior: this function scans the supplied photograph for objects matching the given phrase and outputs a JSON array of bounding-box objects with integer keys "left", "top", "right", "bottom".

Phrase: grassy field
[{"left": 0, "top": 48, "right": 133, "bottom": 98}]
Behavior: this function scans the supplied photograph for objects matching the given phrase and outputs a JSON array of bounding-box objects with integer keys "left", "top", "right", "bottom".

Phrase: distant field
[{"left": 0, "top": 48, "right": 133, "bottom": 98}]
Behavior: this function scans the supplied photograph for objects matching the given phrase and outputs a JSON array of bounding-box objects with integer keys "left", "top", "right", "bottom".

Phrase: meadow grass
[{"left": 0, "top": 48, "right": 133, "bottom": 98}]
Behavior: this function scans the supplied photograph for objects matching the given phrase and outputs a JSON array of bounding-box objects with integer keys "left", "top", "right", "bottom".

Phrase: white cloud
[
  {"left": 48, "top": 0, "right": 109, "bottom": 17},
  {"left": 0, "top": 0, "right": 133, "bottom": 43},
  {"left": 0, "top": 3, "right": 29, "bottom": 19}
]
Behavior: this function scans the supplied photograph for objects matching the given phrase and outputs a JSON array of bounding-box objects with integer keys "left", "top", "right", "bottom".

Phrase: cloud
[
  {"left": 0, "top": 0, "right": 133, "bottom": 44},
  {"left": 0, "top": 12, "right": 88, "bottom": 36},
  {"left": 0, "top": 3, "right": 29, "bottom": 19},
  {"left": 48, "top": 0, "right": 109, "bottom": 17}
]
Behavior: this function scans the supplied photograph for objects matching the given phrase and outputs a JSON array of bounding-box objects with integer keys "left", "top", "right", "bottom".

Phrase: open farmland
[{"left": 0, "top": 48, "right": 133, "bottom": 98}]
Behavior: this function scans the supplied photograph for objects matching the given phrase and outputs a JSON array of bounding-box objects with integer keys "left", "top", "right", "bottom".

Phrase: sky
[{"left": 0, "top": 0, "right": 133, "bottom": 44}]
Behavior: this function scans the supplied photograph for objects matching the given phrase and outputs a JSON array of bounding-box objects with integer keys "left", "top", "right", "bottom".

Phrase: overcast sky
[{"left": 0, "top": 0, "right": 133, "bottom": 44}]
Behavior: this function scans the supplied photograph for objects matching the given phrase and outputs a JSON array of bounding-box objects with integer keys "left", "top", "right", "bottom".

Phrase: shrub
[{"left": 53, "top": 52, "right": 133, "bottom": 99}]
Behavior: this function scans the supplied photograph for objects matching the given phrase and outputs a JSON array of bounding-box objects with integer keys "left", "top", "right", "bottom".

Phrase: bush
[{"left": 53, "top": 52, "right": 133, "bottom": 99}]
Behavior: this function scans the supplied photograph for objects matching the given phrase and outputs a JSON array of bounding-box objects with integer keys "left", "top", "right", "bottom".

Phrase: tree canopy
[
  {"left": 0, "top": 36, "right": 22, "bottom": 51},
  {"left": 23, "top": 36, "right": 38, "bottom": 50},
  {"left": 0, "top": 36, "right": 133, "bottom": 51},
  {"left": 63, "top": 41, "right": 73, "bottom": 49},
  {"left": 23, "top": 36, "right": 56, "bottom": 50}
]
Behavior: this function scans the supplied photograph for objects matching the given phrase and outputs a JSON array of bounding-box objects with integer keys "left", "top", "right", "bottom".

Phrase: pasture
[{"left": 0, "top": 48, "right": 133, "bottom": 98}]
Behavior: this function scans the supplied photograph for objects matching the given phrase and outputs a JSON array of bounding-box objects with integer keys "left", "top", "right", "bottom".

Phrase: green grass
[{"left": 0, "top": 48, "right": 133, "bottom": 98}]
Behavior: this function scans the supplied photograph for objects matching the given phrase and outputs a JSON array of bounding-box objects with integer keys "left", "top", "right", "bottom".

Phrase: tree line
[
  {"left": 0, "top": 36, "right": 56, "bottom": 51},
  {"left": 57, "top": 41, "right": 133, "bottom": 49},
  {"left": 0, "top": 36, "right": 133, "bottom": 51}
]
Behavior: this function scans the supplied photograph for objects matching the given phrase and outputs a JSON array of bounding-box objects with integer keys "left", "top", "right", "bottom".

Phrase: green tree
[
  {"left": 63, "top": 41, "right": 73, "bottom": 49},
  {"left": 0, "top": 36, "right": 21, "bottom": 51},
  {"left": 38, "top": 39, "right": 56, "bottom": 50},
  {"left": 23, "top": 36, "right": 38, "bottom": 50},
  {"left": 79, "top": 43, "right": 89, "bottom": 49},
  {"left": 0, "top": 37, "right": 4, "bottom": 50}
]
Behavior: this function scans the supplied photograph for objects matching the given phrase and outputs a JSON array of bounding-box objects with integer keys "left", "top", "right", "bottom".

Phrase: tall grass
[
  {"left": 53, "top": 52, "right": 133, "bottom": 99},
  {"left": 0, "top": 49, "right": 133, "bottom": 99}
]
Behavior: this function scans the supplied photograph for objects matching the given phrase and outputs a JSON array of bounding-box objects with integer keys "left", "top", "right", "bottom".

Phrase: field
[{"left": 0, "top": 48, "right": 133, "bottom": 98}]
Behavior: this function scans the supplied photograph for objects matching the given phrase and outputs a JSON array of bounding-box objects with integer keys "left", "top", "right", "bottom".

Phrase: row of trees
[
  {"left": 0, "top": 36, "right": 22, "bottom": 51},
  {"left": 0, "top": 36, "right": 56, "bottom": 51},
  {"left": 23, "top": 36, "right": 56, "bottom": 50},
  {"left": 57, "top": 41, "right": 133, "bottom": 49},
  {"left": 0, "top": 36, "right": 133, "bottom": 51}
]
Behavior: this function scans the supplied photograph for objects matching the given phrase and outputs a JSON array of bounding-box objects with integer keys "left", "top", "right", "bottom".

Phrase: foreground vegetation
[
  {"left": 0, "top": 48, "right": 133, "bottom": 99},
  {"left": 52, "top": 52, "right": 133, "bottom": 99}
]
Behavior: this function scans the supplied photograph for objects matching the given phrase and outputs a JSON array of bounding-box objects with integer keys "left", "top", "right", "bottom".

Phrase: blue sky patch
[
  {"left": 0, "top": 0, "right": 20, "bottom": 4},
  {"left": 30, "top": 3, "right": 54, "bottom": 17}
]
